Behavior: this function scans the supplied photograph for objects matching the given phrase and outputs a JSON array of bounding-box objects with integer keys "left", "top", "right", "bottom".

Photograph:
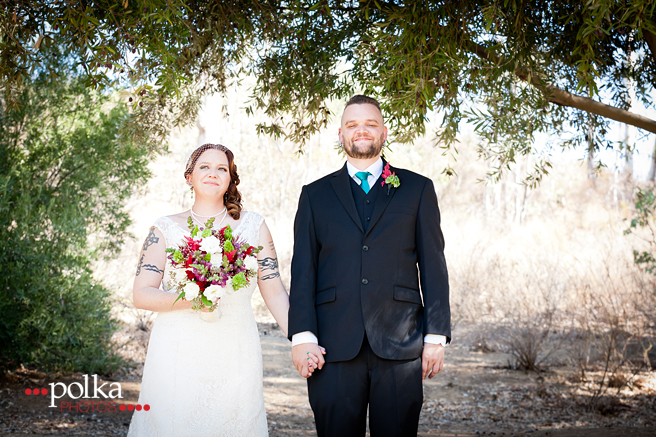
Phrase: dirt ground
[{"left": 1, "top": 324, "right": 654, "bottom": 436}]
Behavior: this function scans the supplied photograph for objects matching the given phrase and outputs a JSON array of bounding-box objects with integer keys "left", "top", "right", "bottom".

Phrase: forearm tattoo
[
  {"left": 258, "top": 256, "right": 280, "bottom": 280},
  {"left": 136, "top": 254, "right": 164, "bottom": 277}
]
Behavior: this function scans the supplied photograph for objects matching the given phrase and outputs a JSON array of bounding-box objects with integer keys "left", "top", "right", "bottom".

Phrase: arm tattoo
[
  {"left": 136, "top": 254, "right": 164, "bottom": 276},
  {"left": 268, "top": 240, "right": 275, "bottom": 251},
  {"left": 258, "top": 256, "right": 280, "bottom": 281},
  {"left": 142, "top": 227, "right": 159, "bottom": 252},
  {"left": 258, "top": 257, "right": 278, "bottom": 271},
  {"left": 261, "top": 272, "right": 281, "bottom": 280}
]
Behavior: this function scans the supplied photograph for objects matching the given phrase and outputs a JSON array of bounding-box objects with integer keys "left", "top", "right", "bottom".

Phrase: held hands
[
  {"left": 292, "top": 343, "right": 326, "bottom": 378},
  {"left": 422, "top": 343, "right": 445, "bottom": 380}
]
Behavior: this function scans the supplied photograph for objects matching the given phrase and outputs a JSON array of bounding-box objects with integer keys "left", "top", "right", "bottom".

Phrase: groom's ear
[{"left": 338, "top": 128, "right": 343, "bottom": 144}]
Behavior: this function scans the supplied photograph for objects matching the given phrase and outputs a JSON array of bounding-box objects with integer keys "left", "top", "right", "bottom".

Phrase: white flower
[
  {"left": 223, "top": 277, "right": 235, "bottom": 294},
  {"left": 210, "top": 251, "right": 224, "bottom": 265},
  {"left": 204, "top": 284, "right": 226, "bottom": 302},
  {"left": 244, "top": 255, "right": 259, "bottom": 273},
  {"left": 183, "top": 282, "right": 200, "bottom": 300},
  {"left": 199, "top": 236, "right": 223, "bottom": 256},
  {"left": 171, "top": 268, "right": 189, "bottom": 284}
]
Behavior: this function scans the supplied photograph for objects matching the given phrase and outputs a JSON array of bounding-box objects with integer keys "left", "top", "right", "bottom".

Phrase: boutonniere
[{"left": 381, "top": 163, "right": 400, "bottom": 194}]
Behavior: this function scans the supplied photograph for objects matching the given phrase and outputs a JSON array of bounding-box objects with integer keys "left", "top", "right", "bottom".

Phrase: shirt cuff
[
  {"left": 291, "top": 331, "right": 319, "bottom": 346},
  {"left": 424, "top": 334, "right": 447, "bottom": 346}
]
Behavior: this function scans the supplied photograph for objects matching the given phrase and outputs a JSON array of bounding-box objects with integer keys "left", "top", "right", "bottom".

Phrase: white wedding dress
[{"left": 128, "top": 211, "right": 268, "bottom": 437}]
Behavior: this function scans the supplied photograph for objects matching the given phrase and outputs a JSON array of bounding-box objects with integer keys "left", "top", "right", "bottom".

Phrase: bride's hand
[{"left": 306, "top": 346, "right": 326, "bottom": 374}]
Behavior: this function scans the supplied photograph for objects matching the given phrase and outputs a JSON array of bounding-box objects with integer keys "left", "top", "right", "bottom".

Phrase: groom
[{"left": 288, "top": 95, "right": 451, "bottom": 436}]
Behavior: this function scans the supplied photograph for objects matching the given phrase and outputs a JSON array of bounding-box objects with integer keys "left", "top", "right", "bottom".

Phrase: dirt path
[{"left": 1, "top": 325, "right": 654, "bottom": 436}]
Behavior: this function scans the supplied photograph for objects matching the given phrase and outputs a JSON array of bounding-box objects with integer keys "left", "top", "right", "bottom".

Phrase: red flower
[
  {"left": 381, "top": 162, "right": 395, "bottom": 187},
  {"left": 226, "top": 249, "right": 237, "bottom": 263},
  {"left": 185, "top": 269, "right": 195, "bottom": 280},
  {"left": 245, "top": 246, "right": 253, "bottom": 256},
  {"left": 184, "top": 236, "right": 200, "bottom": 251}
]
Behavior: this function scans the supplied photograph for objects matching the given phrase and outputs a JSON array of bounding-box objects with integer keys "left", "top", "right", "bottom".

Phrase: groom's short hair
[{"left": 345, "top": 95, "right": 382, "bottom": 115}]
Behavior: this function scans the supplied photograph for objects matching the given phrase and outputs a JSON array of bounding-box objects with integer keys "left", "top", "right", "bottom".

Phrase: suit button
[
  {"left": 362, "top": 245, "right": 369, "bottom": 251},
  {"left": 366, "top": 200, "right": 371, "bottom": 204},
  {"left": 362, "top": 278, "right": 369, "bottom": 285},
  {"left": 366, "top": 217, "right": 371, "bottom": 221}
]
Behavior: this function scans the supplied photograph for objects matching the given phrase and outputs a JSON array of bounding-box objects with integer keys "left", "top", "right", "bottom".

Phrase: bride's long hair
[{"left": 184, "top": 143, "right": 243, "bottom": 220}]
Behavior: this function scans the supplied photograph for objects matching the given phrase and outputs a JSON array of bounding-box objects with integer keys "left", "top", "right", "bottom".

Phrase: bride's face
[{"left": 187, "top": 149, "right": 231, "bottom": 200}]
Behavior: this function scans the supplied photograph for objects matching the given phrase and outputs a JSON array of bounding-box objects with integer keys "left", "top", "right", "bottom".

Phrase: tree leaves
[
  {"left": 1, "top": 1, "right": 654, "bottom": 181},
  {"left": 0, "top": 73, "right": 151, "bottom": 374}
]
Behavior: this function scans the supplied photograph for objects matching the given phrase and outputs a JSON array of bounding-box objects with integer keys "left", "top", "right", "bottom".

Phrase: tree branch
[{"left": 466, "top": 40, "right": 656, "bottom": 135}]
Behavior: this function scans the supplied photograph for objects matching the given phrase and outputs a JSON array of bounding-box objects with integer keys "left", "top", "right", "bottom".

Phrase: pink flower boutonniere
[{"left": 381, "top": 163, "right": 400, "bottom": 194}]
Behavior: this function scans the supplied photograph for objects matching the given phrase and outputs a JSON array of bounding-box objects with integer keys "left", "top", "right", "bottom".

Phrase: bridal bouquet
[{"left": 165, "top": 217, "right": 262, "bottom": 312}]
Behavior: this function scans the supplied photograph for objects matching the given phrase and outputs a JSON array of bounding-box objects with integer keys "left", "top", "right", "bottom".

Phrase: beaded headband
[{"left": 184, "top": 143, "right": 232, "bottom": 179}]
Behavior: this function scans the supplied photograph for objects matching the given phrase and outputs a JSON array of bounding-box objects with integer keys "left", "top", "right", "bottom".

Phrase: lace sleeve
[
  {"left": 152, "top": 216, "right": 187, "bottom": 249},
  {"left": 237, "top": 211, "right": 266, "bottom": 247}
]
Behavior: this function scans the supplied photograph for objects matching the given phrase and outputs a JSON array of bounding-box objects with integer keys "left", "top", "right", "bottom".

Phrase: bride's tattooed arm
[
  {"left": 136, "top": 254, "right": 164, "bottom": 276},
  {"left": 258, "top": 251, "right": 280, "bottom": 280},
  {"left": 136, "top": 227, "right": 165, "bottom": 277}
]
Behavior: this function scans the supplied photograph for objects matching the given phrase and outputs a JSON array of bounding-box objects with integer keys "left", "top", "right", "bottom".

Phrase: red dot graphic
[
  {"left": 41, "top": 388, "right": 48, "bottom": 395},
  {"left": 144, "top": 404, "right": 150, "bottom": 411},
  {"left": 24, "top": 388, "right": 32, "bottom": 395},
  {"left": 119, "top": 404, "right": 126, "bottom": 411},
  {"left": 136, "top": 404, "right": 142, "bottom": 411},
  {"left": 127, "top": 404, "right": 134, "bottom": 411},
  {"left": 33, "top": 388, "right": 40, "bottom": 395}
]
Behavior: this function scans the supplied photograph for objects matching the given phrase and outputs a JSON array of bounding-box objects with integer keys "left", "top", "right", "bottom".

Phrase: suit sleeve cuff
[
  {"left": 292, "top": 332, "right": 319, "bottom": 346},
  {"left": 424, "top": 334, "right": 447, "bottom": 346}
]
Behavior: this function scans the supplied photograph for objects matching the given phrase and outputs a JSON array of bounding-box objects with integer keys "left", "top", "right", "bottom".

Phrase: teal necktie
[{"left": 355, "top": 171, "right": 372, "bottom": 194}]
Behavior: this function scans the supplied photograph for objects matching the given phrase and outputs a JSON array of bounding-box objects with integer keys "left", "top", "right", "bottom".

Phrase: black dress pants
[{"left": 307, "top": 334, "right": 423, "bottom": 437}]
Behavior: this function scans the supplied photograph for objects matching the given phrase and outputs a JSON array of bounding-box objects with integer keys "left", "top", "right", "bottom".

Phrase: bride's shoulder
[
  {"left": 240, "top": 210, "right": 266, "bottom": 226},
  {"left": 152, "top": 211, "right": 189, "bottom": 231}
]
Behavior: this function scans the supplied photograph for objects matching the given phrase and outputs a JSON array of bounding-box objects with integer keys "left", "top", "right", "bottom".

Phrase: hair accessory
[{"left": 184, "top": 143, "right": 232, "bottom": 180}]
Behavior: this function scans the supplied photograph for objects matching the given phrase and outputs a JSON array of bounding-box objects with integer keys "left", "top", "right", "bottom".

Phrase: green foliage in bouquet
[
  {"left": 0, "top": 72, "right": 151, "bottom": 374},
  {"left": 231, "top": 272, "right": 248, "bottom": 292}
]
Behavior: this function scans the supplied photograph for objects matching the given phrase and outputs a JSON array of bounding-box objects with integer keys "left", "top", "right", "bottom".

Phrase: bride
[{"left": 128, "top": 144, "right": 322, "bottom": 436}]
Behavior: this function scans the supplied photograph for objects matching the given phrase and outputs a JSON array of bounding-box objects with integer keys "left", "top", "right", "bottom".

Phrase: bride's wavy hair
[{"left": 184, "top": 143, "right": 243, "bottom": 220}]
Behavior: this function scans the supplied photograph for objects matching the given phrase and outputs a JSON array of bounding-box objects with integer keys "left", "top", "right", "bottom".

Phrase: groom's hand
[
  {"left": 292, "top": 343, "right": 325, "bottom": 378},
  {"left": 422, "top": 343, "right": 445, "bottom": 380}
]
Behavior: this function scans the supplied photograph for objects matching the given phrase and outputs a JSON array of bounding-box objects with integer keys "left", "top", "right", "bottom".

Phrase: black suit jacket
[{"left": 288, "top": 162, "right": 450, "bottom": 362}]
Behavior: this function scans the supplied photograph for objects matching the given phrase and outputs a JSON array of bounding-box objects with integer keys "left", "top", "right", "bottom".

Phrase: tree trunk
[
  {"left": 587, "top": 119, "right": 596, "bottom": 185},
  {"left": 647, "top": 138, "right": 656, "bottom": 183},
  {"left": 624, "top": 123, "right": 633, "bottom": 180}
]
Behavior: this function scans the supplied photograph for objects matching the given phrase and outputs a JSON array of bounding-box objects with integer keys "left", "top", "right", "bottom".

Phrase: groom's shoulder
[
  {"left": 392, "top": 166, "right": 434, "bottom": 188},
  {"left": 303, "top": 168, "right": 342, "bottom": 192}
]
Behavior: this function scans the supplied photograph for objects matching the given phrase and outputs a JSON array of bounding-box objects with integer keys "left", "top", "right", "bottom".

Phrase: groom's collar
[{"left": 345, "top": 157, "right": 384, "bottom": 181}]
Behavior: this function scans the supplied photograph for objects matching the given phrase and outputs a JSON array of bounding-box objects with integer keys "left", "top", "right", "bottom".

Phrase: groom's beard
[{"left": 343, "top": 133, "right": 385, "bottom": 159}]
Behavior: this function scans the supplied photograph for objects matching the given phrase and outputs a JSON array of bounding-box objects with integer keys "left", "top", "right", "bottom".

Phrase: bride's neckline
[{"left": 162, "top": 212, "right": 249, "bottom": 235}]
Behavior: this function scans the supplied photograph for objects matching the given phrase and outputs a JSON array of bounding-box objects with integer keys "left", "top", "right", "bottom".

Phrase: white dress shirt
[
  {"left": 346, "top": 158, "right": 384, "bottom": 190},
  {"left": 292, "top": 157, "right": 447, "bottom": 347}
]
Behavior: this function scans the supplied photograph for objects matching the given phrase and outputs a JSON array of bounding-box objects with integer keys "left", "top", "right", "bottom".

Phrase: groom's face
[{"left": 339, "top": 103, "right": 388, "bottom": 160}]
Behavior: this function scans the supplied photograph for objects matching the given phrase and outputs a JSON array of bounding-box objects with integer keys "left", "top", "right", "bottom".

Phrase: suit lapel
[
  {"left": 330, "top": 163, "right": 364, "bottom": 234},
  {"left": 364, "top": 163, "right": 397, "bottom": 238}
]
